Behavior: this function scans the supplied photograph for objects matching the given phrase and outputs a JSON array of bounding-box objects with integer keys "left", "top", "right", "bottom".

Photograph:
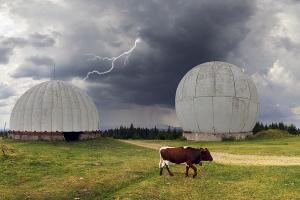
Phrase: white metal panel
[
  {"left": 195, "top": 62, "right": 215, "bottom": 97},
  {"left": 73, "top": 87, "right": 89, "bottom": 131},
  {"left": 182, "top": 68, "right": 199, "bottom": 100},
  {"left": 193, "top": 97, "right": 213, "bottom": 132},
  {"left": 23, "top": 85, "right": 39, "bottom": 131},
  {"left": 16, "top": 91, "right": 30, "bottom": 131},
  {"left": 9, "top": 103, "right": 16, "bottom": 130},
  {"left": 93, "top": 100, "right": 100, "bottom": 130},
  {"left": 31, "top": 83, "right": 48, "bottom": 131},
  {"left": 69, "top": 85, "right": 81, "bottom": 131},
  {"left": 175, "top": 73, "right": 187, "bottom": 101},
  {"left": 80, "top": 92, "right": 94, "bottom": 130},
  {"left": 85, "top": 94, "right": 99, "bottom": 130},
  {"left": 94, "top": 104, "right": 99, "bottom": 130},
  {"left": 230, "top": 65, "right": 250, "bottom": 99},
  {"left": 248, "top": 78, "right": 259, "bottom": 103},
  {"left": 52, "top": 81, "right": 62, "bottom": 131},
  {"left": 76, "top": 87, "right": 89, "bottom": 131},
  {"left": 41, "top": 82, "right": 53, "bottom": 131},
  {"left": 16, "top": 89, "right": 33, "bottom": 131},
  {"left": 251, "top": 103, "right": 260, "bottom": 130},
  {"left": 213, "top": 97, "right": 233, "bottom": 133},
  {"left": 175, "top": 101, "right": 186, "bottom": 130},
  {"left": 10, "top": 87, "right": 27, "bottom": 130},
  {"left": 214, "top": 62, "right": 235, "bottom": 97},
  {"left": 242, "top": 102, "right": 259, "bottom": 132},
  {"left": 10, "top": 95, "right": 20, "bottom": 130},
  {"left": 176, "top": 100, "right": 198, "bottom": 132},
  {"left": 230, "top": 97, "right": 249, "bottom": 132},
  {"left": 59, "top": 82, "right": 72, "bottom": 132},
  {"left": 86, "top": 94, "right": 98, "bottom": 130}
]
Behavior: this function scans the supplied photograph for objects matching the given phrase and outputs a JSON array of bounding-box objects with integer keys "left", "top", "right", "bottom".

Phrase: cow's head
[{"left": 200, "top": 148, "right": 213, "bottom": 161}]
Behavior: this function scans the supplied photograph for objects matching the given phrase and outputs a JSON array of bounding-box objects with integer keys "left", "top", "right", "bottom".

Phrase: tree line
[
  {"left": 101, "top": 124, "right": 183, "bottom": 140},
  {"left": 253, "top": 122, "right": 300, "bottom": 135},
  {"left": 1, "top": 122, "right": 299, "bottom": 139}
]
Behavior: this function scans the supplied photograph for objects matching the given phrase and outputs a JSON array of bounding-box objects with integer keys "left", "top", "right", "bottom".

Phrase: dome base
[
  {"left": 8, "top": 131, "right": 101, "bottom": 141},
  {"left": 183, "top": 131, "right": 252, "bottom": 141}
]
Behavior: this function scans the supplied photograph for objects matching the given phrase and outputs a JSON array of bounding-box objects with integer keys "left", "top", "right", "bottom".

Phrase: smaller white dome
[{"left": 10, "top": 80, "right": 99, "bottom": 132}]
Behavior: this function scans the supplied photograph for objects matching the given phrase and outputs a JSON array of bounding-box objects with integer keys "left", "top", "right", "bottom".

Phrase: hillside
[{"left": 252, "top": 129, "right": 292, "bottom": 139}]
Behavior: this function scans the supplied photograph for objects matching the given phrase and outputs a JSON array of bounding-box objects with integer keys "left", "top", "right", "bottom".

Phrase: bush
[{"left": 248, "top": 129, "right": 292, "bottom": 139}]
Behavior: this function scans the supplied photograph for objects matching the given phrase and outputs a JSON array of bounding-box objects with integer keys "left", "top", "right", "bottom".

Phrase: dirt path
[{"left": 120, "top": 140, "right": 300, "bottom": 166}]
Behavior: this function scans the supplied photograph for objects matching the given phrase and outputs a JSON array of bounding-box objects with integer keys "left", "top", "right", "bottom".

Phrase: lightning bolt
[{"left": 83, "top": 38, "right": 141, "bottom": 80}]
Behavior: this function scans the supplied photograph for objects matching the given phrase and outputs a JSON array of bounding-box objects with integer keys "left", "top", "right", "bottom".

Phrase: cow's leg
[
  {"left": 185, "top": 166, "right": 190, "bottom": 177},
  {"left": 165, "top": 165, "right": 174, "bottom": 176},
  {"left": 159, "top": 155, "right": 166, "bottom": 176},
  {"left": 159, "top": 158, "right": 164, "bottom": 175},
  {"left": 159, "top": 160, "right": 165, "bottom": 176},
  {"left": 188, "top": 164, "right": 197, "bottom": 178},
  {"left": 160, "top": 167, "right": 164, "bottom": 175}
]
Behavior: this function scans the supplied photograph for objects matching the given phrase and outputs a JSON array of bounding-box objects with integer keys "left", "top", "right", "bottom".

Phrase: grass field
[
  {"left": 133, "top": 134, "right": 300, "bottom": 156},
  {"left": 0, "top": 137, "right": 300, "bottom": 200}
]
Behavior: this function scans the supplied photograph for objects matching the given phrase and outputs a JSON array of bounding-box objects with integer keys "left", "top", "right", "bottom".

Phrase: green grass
[
  {"left": 135, "top": 135, "right": 300, "bottom": 156},
  {"left": 0, "top": 137, "right": 300, "bottom": 199}
]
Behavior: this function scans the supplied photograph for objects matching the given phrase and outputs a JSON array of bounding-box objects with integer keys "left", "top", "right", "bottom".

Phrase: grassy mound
[{"left": 252, "top": 129, "right": 292, "bottom": 139}]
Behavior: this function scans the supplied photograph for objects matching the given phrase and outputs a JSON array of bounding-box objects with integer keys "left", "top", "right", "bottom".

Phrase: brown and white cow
[{"left": 159, "top": 146, "right": 213, "bottom": 177}]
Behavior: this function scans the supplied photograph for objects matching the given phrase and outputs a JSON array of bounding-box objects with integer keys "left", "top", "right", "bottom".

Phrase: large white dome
[
  {"left": 10, "top": 80, "right": 99, "bottom": 132},
  {"left": 175, "top": 61, "right": 259, "bottom": 138}
]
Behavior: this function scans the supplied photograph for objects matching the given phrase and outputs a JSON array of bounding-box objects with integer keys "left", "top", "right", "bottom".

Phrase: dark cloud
[
  {"left": 28, "top": 33, "right": 56, "bottom": 48},
  {"left": 1, "top": 37, "right": 27, "bottom": 47},
  {"left": 85, "top": 0, "right": 256, "bottom": 107},
  {"left": 0, "top": 83, "right": 15, "bottom": 99},
  {"left": 28, "top": 55, "right": 55, "bottom": 66},
  {"left": 11, "top": 0, "right": 256, "bottom": 108},
  {"left": 12, "top": 55, "right": 54, "bottom": 80},
  {"left": 277, "top": 37, "right": 300, "bottom": 51},
  {"left": 0, "top": 33, "right": 55, "bottom": 65},
  {"left": 0, "top": 46, "right": 13, "bottom": 64},
  {"left": 1, "top": 33, "right": 55, "bottom": 48},
  {"left": 12, "top": 64, "right": 52, "bottom": 80}
]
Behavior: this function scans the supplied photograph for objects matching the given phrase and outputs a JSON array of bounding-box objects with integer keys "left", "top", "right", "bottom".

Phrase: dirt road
[{"left": 120, "top": 140, "right": 300, "bottom": 166}]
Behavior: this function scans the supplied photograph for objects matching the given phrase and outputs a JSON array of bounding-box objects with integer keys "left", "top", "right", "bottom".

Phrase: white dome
[
  {"left": 10, "top": 80, "right": 99, "bottom": 132},
  {"left": 175, "top": 61, "right": 259, "bottom": 134}
]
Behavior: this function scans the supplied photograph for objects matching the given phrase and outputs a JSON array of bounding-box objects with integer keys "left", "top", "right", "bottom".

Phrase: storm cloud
[
  {"left": 1, "top": 0, "right": 300, "bottom": 128},
  {"left": 11, "top": 0, "right": 256, "bottom": 106}
]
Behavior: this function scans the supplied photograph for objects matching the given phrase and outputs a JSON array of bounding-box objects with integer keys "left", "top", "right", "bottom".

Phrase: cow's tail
[{"left": 159, "top": 146, "right": 171, "bottom": 168}]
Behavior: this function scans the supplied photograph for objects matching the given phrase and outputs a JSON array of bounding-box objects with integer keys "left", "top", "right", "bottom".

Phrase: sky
[{"left": 0, "top": 0, "right": 300, "bottom": 129}]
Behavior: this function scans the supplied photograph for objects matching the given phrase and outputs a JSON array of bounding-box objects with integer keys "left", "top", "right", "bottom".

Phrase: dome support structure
[
  {"left": 183, "top": 131, "right": 252, "bottom": 141},
  {"left": 9, "top": 130, "right": 100, "bottom": 141}
]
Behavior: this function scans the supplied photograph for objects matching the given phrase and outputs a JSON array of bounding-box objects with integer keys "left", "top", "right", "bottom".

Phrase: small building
[
  {"left": 9, "top": 80, "right": 100, "bottom": 141},
  {"left": 175, "top": 61, "right": 259, "bottom": 141}
]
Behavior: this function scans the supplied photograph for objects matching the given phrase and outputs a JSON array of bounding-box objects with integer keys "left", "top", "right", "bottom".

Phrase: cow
[{"left": 159, "top": 146, "right": 213, "bottom": 178}]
